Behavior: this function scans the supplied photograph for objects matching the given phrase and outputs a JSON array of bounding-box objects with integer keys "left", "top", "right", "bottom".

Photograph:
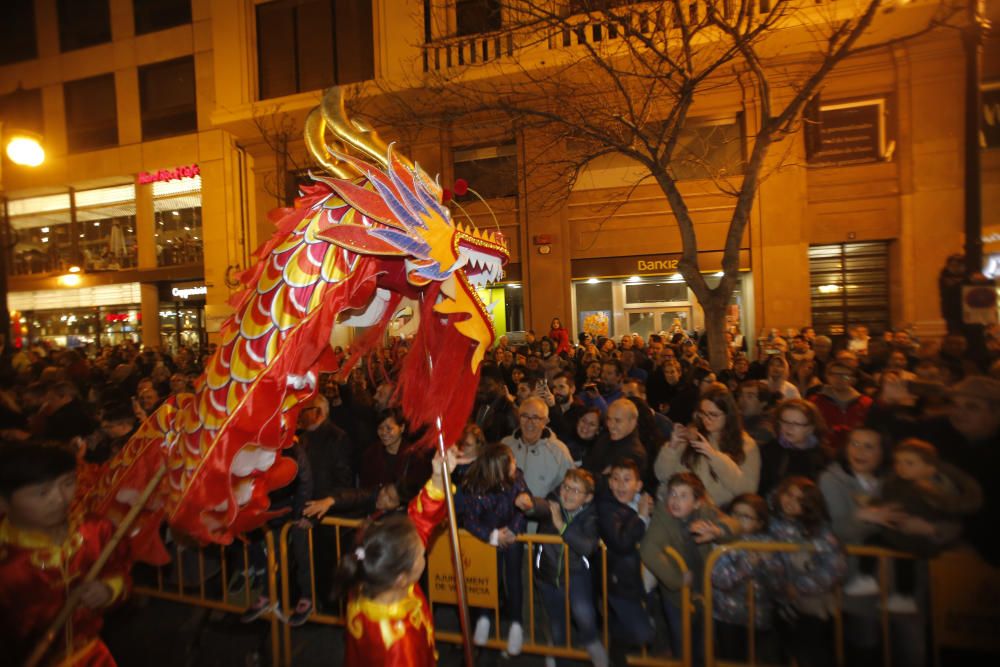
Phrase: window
[
  {"left": 0, "top": 2, "right": 38, "bottom": 65},
  {"left": 76, "top": 184, "right": 138, "bottom": 271},
  {"left": 806, "top": 98, "right": 889, "bottom": 166},
  {"left": 456, "top": 0, "right": 501, "bottom": 36},
  {"left": 139, "top": 57, "right": 197, "bottom": 140},
  {"left": 670, "top": 118, "right": 745, "bottom": 180},
  {"left": 64, "top": 74, "right": 118, "bottom": 152},
  {"left": 575, "top": 281, "right": 614, "bottom": 338},
  {"left": 154, "top": 176, "right": 203, "bottom": 267},
  {"left": 453, "top": 144, "right": 518, "bottom": 200},
  {"left": 134, "top": 0, "right": 192, "bottom": 35},
  {"left": 809, "top": 242, "right": 890, "bottom": 336},
  {"left": 0, "top": 88, "right": 44, "bottom": 136},
  {"left": 256, "top": 0, "right": 374, "bottom": 100},
  {"left": 57, "top": 0, "right": 111, "bottom": 52}
]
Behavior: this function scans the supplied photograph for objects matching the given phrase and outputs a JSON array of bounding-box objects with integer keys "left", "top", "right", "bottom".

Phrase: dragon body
[{"left": 82, "top": 92, "right": 508, "bottom": 562}]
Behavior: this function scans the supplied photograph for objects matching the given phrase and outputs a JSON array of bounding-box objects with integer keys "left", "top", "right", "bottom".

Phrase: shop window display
[{"left": 154, "top": 176, "right": 203, "bottom": 266}]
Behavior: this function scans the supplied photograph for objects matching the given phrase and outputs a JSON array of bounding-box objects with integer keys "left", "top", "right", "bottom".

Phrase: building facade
[{"left": 2, "top": 0, "right": 998, "bottom": 352}]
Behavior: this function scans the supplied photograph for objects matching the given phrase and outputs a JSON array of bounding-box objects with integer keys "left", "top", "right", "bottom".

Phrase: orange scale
[
  {"left": 320, "top": 249, "right": 347, "bottom": 283},
  {"left": 257, "top": 252, "right": 292, "bottom": 294},
  {"left": 269, "top": 289, "right": 303, "bottom": 332},
  {"left": 227, "top": 381, "right": 249, "bottom": 414},
  {"left": 239, "top": 296, "right": 273, "bottom": 341},
  {"left": 272, "top": 229, "right": 307, "bottom": 254},
  {"left": 282, "top": 248, "right": 322, "bottom": 289},
  {"left": 229, "top": 340, "right": 262, "bottom": 384}
]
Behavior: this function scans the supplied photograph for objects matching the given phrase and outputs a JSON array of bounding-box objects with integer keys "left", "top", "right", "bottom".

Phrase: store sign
[
  {"left": 137, "top": 164, "right": 201, "bottom": 185},
  {"left": 171, "top": 285, "right": 207, "bottom": 300},
  {"left": 808, "top": 101, "right": 883, "bottom": 166},
  {"left": 571, "top": 250, "right": 750, "bottom": 278}
]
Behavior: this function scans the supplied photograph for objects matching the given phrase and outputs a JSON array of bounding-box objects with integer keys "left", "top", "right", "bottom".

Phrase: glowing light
[
  {"left": 68, "top": 265, "right": 81, "bottom": 273},
  {"left": 5, "top": 135, "right": 45, "bottom": 167},
  {"left": 58, "top": 273, "right": 81, "bottom": 287},
  {"left": 41, "top": 227, "right": 49, "bottom": 233},
  {"left": 586, "top": 277, "right": 600, "bottom": 284},
  {"left": 818, "top": 284, "right": 842, "bottom": 294}
]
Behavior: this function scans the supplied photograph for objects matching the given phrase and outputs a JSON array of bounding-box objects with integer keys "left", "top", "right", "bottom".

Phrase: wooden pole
[{"left": 24, "top": 464, "right": 168, "bottom": 667}]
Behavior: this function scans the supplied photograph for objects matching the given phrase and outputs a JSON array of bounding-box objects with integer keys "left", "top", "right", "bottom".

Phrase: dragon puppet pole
[
  {"left": 24, "top": 464, "right": 169, "bottom": 667},
  {"left": 433, "top": 413, "right": 475, "bottom": 667}
]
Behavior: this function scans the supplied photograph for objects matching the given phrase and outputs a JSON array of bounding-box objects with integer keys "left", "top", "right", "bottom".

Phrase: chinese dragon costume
[{"left": 78, "top": 86, "right": 509, "bottom": 565}]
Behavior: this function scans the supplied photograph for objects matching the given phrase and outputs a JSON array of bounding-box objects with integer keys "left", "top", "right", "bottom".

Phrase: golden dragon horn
[
  {"left": 321, "top": 86, "right": 413, "bottom": 170},
  {"left": 304, "top": 107, "right": 358, "bottom": 180}
]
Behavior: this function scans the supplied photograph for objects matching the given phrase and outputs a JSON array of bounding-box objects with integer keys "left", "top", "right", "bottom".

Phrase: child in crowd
[
  {"left": 0, "top": 441, "right": 131, "bottom": 666},
  {"left": 640, "top": 472, "right": 736, "bottom": 664},
  {"left": 531, "top": 468, "right": 607, "bottom": 667},
  {"left": 874, "top": 438, "right": 982, "bottom": 612},
  {"left": 451, "top": 423, "right": 486, "bottom": 486},
  {"left": 331, "top": 448, "right": 455, "bottom": 667},
  {"left": 597, "top": 459, "right": 655, "bottom": 666},
  {"left": 769, "top": 477, "right": 846, "bottom": 667},
  {"left": 454, "top": 442, "right": 532, "bottom": 655},
  {"left": 710, "top": 493, "right": 783, "bottom": 663}
]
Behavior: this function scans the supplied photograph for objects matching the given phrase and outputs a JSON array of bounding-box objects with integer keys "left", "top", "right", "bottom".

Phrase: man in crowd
[
  {"left": 474, "top": 365, "right": 519, "bottom": 442},
  {"left": 583, "top": 398, "right": 649, "bottom": 488},
  {"left": 810, "top": 360, "right": 872, "bottom": 451}
]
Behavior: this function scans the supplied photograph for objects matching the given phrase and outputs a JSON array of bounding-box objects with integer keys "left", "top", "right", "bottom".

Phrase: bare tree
[
  {"left": 349, "top": 0, "right": 961, "bottom": 368},
  {"left": 252, "top": 104, "right": 320, "bottom": 208}
]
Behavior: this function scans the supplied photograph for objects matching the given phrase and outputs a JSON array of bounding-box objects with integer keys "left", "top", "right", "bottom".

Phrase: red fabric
[
  {"left": 809, "top": 392, "right": 873, "bottom": 452},
  {"left": 343, "top": 482, "right": 447, "bottom": 667},
  {"left": 0, "top": 515, "right": 130, "bottom": 667},
  {"left": 548, "top": 326, "right": 571, "bottom": 355}
]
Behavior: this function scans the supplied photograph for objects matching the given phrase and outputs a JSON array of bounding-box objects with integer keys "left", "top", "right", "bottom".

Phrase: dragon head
[{"left": 313, "top": 144, "right": 509, "bottom": 373}]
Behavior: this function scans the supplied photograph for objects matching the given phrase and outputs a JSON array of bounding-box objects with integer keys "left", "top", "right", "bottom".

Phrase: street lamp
[{"left": 0, "top": 121, "right": 47, "bottom": 352}]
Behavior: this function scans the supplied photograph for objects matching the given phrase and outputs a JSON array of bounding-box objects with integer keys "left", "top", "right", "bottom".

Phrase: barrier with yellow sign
[{"left": 426, "top": 528, "right": 498, "bottom": 609}]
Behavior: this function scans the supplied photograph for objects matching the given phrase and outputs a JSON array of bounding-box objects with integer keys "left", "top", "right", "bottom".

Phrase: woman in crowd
[
  {"left": 548, "top": 317, "right": 571, "bottom": 356},
  {"left": 758, "top": 399, "right": 832, "bottom": 497},
  {"left": 792, "top": 358, "right": 824, "bottom": 399},
  {"left": 563, "top": 406, "right": 604, "bottom": 466},
  {"left": 654, "top": 384, "right": 760, "bottom": 507}
]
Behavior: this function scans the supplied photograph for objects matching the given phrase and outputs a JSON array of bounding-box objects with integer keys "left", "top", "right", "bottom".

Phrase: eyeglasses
[
  {"left": 520, "top": 414, "right": 547, "bottom": 423},
  {"left": 779, "top": 419, "right": 811, "bottom": 428},
  {"left": 561, "top": 484, "right": 587, "bottom": 495}
]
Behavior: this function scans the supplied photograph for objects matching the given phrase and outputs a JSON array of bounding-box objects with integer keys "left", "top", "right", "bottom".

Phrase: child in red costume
[
  {"left": 333, "top": 448, "right": 456, "bottom": 667},
  {"left": 0, "top": 442, "right": 130, "bottom": 667}
]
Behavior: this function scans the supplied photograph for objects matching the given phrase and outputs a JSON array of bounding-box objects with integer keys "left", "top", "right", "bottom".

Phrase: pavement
[{"left": 102, "top": 595, "right": 560, "bottom": 667}]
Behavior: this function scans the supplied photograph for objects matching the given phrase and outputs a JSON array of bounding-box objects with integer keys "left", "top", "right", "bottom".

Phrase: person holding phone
[{"left": 654, "top": 384, "right": 760, "bottom": 507}]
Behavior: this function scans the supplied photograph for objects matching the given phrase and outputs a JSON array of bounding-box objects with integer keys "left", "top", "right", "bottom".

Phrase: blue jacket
[{"left": 455, "top": 468, "right": 529, "bottom": 543}]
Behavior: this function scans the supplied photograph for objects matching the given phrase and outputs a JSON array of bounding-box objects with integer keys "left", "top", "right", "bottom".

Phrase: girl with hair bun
[{"left": 331, "top": 448, "right": 456, "bottom": 666}]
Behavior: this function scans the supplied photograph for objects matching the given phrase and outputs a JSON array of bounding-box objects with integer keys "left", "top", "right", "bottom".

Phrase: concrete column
[
  {"left": 136, "top": 182, "right": 156, "bottom": 268},
  {"left": 140, "top": 282, "right": 160, "bottom": 349}
]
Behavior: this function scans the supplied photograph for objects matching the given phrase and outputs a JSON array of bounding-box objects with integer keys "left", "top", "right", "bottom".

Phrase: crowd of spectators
[{"left": 1, "top": 316, "right": 998, "bottom": 667}]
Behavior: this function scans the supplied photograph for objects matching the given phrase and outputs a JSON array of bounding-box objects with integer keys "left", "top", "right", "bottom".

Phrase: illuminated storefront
[{"left": 570, "top": 253, "right": 753, "bottom": 341}]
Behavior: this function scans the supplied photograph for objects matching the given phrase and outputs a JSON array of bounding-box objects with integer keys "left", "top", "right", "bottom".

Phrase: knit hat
[{"left": 950, "top": 376, "right": 1000, "bottom": 404}]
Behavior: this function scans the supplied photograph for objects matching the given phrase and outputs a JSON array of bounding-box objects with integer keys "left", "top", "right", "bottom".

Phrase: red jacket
[
  {"left": 809, "top": 390, "right": 872, "bottom": 452},
  {"left": 0, "top": 514, "right": 130, "bottom": 666},
  {"left": 548, "top": 327, "right": 571, "bottom": 355}
]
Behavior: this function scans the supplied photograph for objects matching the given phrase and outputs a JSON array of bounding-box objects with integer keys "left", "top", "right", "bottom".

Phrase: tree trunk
[{"left": 702, "top": 293, "right": 730, "bottom": 372}]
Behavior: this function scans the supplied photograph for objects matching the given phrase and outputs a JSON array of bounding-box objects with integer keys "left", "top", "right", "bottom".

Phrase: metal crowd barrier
[
  {"left": 132, "top": 530, "right": 282, "bottom": 667},
  {"left": 133, "top": 519, "right": 930, "bottom": 667},
  {"left": 702, "top": 542, "right": 917, "bottom": 667}
]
